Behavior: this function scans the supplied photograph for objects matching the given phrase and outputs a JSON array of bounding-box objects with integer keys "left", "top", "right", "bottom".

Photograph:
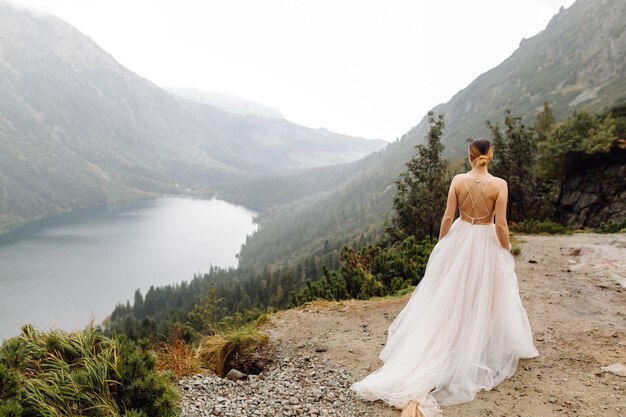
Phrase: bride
[{"left": 349, "top": 138, "right": 540, "bottom": 417}]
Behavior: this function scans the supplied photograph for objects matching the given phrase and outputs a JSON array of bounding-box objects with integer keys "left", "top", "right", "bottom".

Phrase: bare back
[
  {"left": 439, "top": 171, "right": 509, "bottom": 247},
  {"left": 454, "top": 173, "right": 501, "bottom": 225}
]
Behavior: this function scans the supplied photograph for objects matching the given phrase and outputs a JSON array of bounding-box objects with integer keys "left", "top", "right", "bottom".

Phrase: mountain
[
  {"left": 237, "top": 0, "right": 626, "bottom": 269},
  {"left": 405, "top": 0, "right": 626, "bottom": 158},
  {"left": 165, "top": 87, "right": 285, "bottom": 119},
  {"left": 0, "top": 2, "right": 385, "bottom": 229}
]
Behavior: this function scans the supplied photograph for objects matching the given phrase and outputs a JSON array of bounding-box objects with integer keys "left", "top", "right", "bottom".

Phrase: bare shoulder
[
  {"left": 450, "top": 173, "right": 465, "bottom": 185},
  {"left": 489, "top": 175, "right": 507, "bottom": 190}
]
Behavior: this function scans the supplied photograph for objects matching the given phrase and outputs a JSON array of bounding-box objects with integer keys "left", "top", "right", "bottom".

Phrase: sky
[{"left": 10, "top": 0, "right": 576, "bottom": 141}]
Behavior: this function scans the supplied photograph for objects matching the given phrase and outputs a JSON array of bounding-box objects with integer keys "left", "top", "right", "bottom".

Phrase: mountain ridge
[
  {"left": 165, "top": 87, "right": 286, "bottom": 120},
  {"left": 0, "top": 1, "right": 385, "bottom": 229},
  {"left": 405, "top": 0, "right": 626, "bottom": 157}
]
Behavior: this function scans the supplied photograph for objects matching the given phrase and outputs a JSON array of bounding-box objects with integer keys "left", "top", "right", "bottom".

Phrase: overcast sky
[{"left": 12, "top": 0, "right": 576, "bottom": 141}]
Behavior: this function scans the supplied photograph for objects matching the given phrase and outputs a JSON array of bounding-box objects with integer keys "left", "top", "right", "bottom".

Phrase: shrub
[
  {"left": 509, "top": 219, "right": 572, "bottom": 234},
  {"left": 0, "top": 325, "right": 178, "bottom": 417},
  {"left": 292, "top": 236, "right": 435, "bottom": 304},
  {"left": 593, "top": 219, "right": 626, "bottom": 233}
]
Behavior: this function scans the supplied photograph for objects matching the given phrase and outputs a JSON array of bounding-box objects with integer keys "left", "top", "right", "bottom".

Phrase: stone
[{"left": 226, "top": 369, "right": 247, "bottom": 381}]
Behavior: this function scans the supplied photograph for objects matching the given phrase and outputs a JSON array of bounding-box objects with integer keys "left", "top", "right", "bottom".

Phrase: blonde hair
[{"left": 468, "top": 138, "right": 493, "bottom": 167}]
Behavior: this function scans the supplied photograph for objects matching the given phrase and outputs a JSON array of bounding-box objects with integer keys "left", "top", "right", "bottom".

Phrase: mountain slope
[
  {"left": 166, "top": 87, "right": 285, "bottom": 119},
  {"left": 238, "top": 0, "right": 626, "bottom": 269},
  {"left": 0, "top": 2, "right": 385, "bottom": 229},
  {"left": 406, "top": 0, "right": 626, "bottom": 157}
]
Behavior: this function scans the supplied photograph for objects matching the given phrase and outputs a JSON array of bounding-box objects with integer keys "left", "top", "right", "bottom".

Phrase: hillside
[
  {"left": 0, "top": 2, "right": 385, "bottom": 229},
  {"left": 165, "top": 87, "right": 285, "bottom": 119},
  {"left": 238, "top": 0, "right": 626, "bottom": 269},
  {"left": 405, "top": 0, "right": 626, "bottom": 158},
  {"left": 180, "top": 232, "right": 626, "bottom": 416}
]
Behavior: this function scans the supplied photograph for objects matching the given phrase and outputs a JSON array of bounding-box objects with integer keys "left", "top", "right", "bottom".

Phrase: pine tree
[
  {"left": 534, "top": 101, "right": 555, "bottom": 142},
  {"left": 486, "top": 110, "right": 539, "bottom": 220},
  {"left": 388, "top": 111, "right": 449, "bottom": 242}
]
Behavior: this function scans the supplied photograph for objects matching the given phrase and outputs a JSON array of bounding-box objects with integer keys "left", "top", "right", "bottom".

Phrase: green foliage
[
  {"left": 388, "top": 111, "right": 449, "bottom": 242},
  {"left": 0, "top": 325, "right": 178, "bottom": 417},
  {"left": 534, "top": 101, "right": 556, "bottom": 142},
  {"left": 105, "top": 244, "right": 347, "bottom": 341},
  {"left": 187, "top": 286, "right": 228, "bottom": 336},
  {"left": 486, "top": 110, "right": 550, "bottom": 220},
  {"left": 0, "top": 363, "right": 22, "bottom": 417},
  {"left": 293, "top": 236, "right": 435, "bottom": 304},
  {"left": 537, "top": 109, "right": 619, "bottom": 180},
  {"left": 593, "top": 219, "right": 626, "bottom": 233},
  {"left": 509, "top": 219, "right": 572, "bottom": 235}
]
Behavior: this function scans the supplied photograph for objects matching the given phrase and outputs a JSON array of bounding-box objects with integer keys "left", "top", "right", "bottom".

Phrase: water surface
[{"left": 0, "top": 197, "right": 256, "bottom": 341}]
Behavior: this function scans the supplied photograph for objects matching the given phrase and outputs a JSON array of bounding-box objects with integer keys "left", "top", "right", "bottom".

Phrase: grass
[
  {"left": 297, "top": 299, "right": 346, "bottom": 310},
  {"left": 510, "top": 219, "right": 572, "bottom": 235},
  {"left": 391, "top": 286, "right": 416, "bottom": 297},
  {"left": 196, "top": 323, "right": 270, "bottom": 377},
  {"left": 154, "top": 331, "right": 200, "bottom": 380},
  {"left": 0, "top": 324, "right": 178, "bottom": 417}
]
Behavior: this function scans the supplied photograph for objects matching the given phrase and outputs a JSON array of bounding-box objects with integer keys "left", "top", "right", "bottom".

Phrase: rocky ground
[{"left": 179, "top": 232, "right": 626, "bottom": 417}]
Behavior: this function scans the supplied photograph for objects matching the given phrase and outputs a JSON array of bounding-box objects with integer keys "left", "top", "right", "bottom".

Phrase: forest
[{"left": 105, "top": 102, "right": 626, "bottom": 342}]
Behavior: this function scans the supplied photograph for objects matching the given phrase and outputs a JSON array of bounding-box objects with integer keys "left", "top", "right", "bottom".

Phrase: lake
[{"left": 0, "top": 197, "right": 257, "bottom": 341}]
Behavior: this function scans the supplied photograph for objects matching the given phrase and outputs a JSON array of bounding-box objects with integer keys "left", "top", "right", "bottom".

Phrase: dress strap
[{"left": 458, "top": 176, "right": 494, "bottom": 224}]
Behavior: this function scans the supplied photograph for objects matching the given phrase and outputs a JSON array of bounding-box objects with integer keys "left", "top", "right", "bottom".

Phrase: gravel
[{"left": 178, "top": 346, "right": 384, "bottom": 417}]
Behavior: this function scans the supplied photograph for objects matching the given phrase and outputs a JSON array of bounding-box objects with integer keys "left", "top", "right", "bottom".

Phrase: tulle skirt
[{"left": 349, "top": 217, "right": 539, "bottom": 416}]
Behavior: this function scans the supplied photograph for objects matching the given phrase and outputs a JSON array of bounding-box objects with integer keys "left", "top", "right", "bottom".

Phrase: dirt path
[{"left": 259, "top": 233, "right": 626, "bottom": 416}]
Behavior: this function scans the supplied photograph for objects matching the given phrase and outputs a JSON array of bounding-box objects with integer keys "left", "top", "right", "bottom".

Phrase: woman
[{"left": 349, "top": 138, "right": 539, "bottom": 417}]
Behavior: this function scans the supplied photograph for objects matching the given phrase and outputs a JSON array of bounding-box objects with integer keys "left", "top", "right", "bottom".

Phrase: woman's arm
[
  {"left": 438, "top": 176, "right": 458, "bottom": 240},
  {"left": 494, "top": 179, "right": 510, "bottom": 250}
]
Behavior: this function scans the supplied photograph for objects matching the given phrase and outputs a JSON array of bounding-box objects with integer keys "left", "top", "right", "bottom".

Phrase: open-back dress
[{"left": 349, "top": 175, "right": 539, "bottom": 417}]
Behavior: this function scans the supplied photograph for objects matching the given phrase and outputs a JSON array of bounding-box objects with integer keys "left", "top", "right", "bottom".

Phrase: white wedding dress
[{"left": 349, "top": 176, "right": 539, "bottom": 417}]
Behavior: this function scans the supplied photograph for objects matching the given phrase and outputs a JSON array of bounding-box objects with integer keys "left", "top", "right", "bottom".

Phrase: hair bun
[
  {"left": 475, "top": 155, "right": 490, "bottom": 167},
  {"left": 468, "top": 138, "right": 493, "bottom": 167}
]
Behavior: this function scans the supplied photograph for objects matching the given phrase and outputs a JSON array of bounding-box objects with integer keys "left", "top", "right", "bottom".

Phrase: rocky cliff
[{"left": 559, "top": 148, "right": 626, "bottom": 227}]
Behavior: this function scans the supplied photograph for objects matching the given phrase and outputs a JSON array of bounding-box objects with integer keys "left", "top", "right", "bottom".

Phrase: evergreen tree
[
  {"left": 132, "top": 289, "right": 144, "bottom": 318},
  {"left": 388, "top": 111, "right": 449, "bottom": 242},
  {"left": 534, "top": 101, "right": 555, "bottom": 142},
  {"left": 188, "top": 286, "right": 227, "bottom": 335},
  {"left": 486, "top": 119, "right": 508, "bottom": 179},
  {"left": 486, "top": 110, "right": 539, "bottom": 220}
]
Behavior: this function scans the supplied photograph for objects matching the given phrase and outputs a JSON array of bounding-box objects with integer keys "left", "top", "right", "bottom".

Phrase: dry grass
[
  {"left": 511, "top": 236, "right": 524, "bottom": 255},
  {"left": 196, "top": 324, "right": 271, "bottom": 377},
  {"left": 155, "top": 332, "right": 200, "bottom": 380},
  {"left": 297, "top": 299, "right": 346, "bottom": 310}
]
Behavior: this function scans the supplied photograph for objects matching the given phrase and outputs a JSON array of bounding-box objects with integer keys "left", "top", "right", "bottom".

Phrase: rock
[
  {"left": 601, "top": 363, "right": 626, "bottom": 377},
  {"left": 559, "top": 151, "right": 626, "bottom": 227},
  {"left": 226, "top": 369, "right": 247, "bottom": 381}
]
